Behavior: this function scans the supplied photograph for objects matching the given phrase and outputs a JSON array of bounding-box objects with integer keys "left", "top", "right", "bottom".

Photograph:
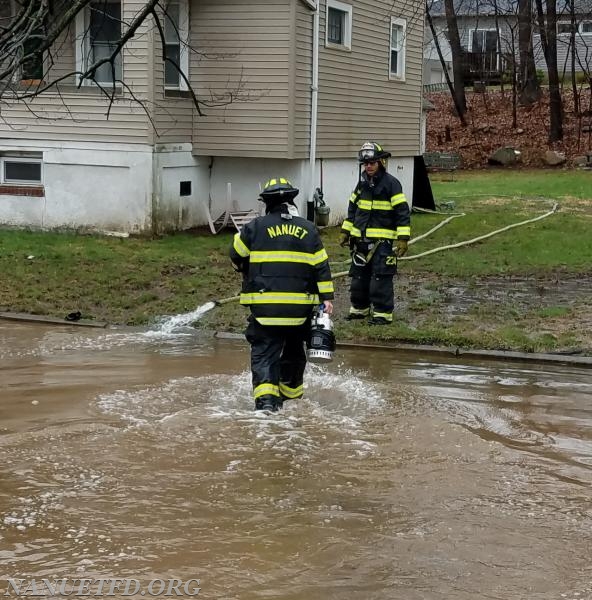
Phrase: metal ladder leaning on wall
[{"left": 206, "top": 183, "right": 260, "bottom": 234}]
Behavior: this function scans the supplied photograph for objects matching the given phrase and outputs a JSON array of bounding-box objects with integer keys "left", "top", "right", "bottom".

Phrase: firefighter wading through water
[
  {"left": 340, "top": 142, "right": 411, "bottom": 325},
  {"left": 230, "top": 178, "right": 334, "bottom": 412}
]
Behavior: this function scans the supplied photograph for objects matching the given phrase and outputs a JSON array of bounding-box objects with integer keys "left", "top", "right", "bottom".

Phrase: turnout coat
[
  {"left": 341, "top": 169, "right": 411, "bottom": 241},
  {"left": 230, "top": 203, "right": 334, "bottom": 326}
]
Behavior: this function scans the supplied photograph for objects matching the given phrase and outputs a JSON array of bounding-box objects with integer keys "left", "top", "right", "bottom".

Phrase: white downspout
[{"left": 308, "top": 0, "right": 320, "bottom": 217}]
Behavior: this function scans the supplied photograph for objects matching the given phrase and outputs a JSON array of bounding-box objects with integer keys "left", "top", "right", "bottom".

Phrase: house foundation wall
[
  {"left": 205, "top": 156, "right": 415, "bottom": 227},
  {"left": 0, "top": 140, "right": 153, "bottom": 233},
  {"left": 0, "top": 142, "right": 416, "bottom": 233}
]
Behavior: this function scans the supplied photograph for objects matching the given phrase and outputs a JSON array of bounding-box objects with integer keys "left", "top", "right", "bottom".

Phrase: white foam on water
[{"left": 95, "top": 365, "right": 388, "bottom": 459}]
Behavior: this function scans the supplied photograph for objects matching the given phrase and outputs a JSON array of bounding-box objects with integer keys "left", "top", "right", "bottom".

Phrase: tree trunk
[
  {"left": 570, "top": 0, "right": 579, "bottom": 114},
  {"left": 425, "top": 3, "right": 467, "bottom": 126},
  {"left": 444, "top": 0, "right": 467, "bottom": 117},
  {"left": 518, "top": 0, "right": 540, "bottom": 105},
  {"left": 535, "top": 0, "right": 563, "bottom": 142}
]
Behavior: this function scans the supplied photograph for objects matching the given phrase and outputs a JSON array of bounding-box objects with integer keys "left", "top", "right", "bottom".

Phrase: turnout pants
[
  {"left": 349, "top": 240, "right": 397, "bottom": 321},
  {"left": 245, "top": 316, "right": 310, "bottom": 407}
]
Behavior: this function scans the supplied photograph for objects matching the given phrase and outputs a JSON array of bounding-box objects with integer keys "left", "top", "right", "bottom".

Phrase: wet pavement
[{"left": 1, "top": 320, "right": 592, "bottom": 599}]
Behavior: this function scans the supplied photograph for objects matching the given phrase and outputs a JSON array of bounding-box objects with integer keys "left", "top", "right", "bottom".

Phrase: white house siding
[
  {"left": 190, "top": 0, "right": 293, "bottom": 158},
  {"left": 533, "top": 33, "right": 592, "bottom": 74},
  {"left": 315, "top": 0, "right": 424, "bottom": 160}
]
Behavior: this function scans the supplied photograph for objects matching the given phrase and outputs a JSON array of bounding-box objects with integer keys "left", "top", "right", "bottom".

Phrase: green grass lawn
[
  {"left": 1, "top": 169, "right": 591, "bottom": 353},
  {"left": 430, "top": 168, "right": 592, "bottom": 200}
]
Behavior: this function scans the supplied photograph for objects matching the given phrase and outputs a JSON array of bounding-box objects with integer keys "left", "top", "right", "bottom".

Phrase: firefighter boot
[{"left": 255, "top": 395, "right": 279, "bottom": 412}]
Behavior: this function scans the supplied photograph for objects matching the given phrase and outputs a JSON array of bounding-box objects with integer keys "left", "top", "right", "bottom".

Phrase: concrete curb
[
  {"left": 0, "top": 312, "right": 108, "bottom": 328},
  {"left": 2, "top": 313, "right": 589, "bottom": 367},
  {"left": 214, "top": 332, "right": 592, "bottom": 367}
]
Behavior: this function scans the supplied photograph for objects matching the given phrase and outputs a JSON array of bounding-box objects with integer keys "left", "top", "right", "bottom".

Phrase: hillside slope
[{"left": 426, "top": 88, "right": 592, "bottom": 169}]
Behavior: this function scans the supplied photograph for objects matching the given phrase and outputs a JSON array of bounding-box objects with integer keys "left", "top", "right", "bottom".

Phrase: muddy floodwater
[{"left": 1, "top": 320, "right": 592, "bottom": 599}]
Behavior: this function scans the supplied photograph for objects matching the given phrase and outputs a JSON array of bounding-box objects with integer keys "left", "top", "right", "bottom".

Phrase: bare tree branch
[{"left": 0, "top": 0, "right": 255, "bottom": 129}]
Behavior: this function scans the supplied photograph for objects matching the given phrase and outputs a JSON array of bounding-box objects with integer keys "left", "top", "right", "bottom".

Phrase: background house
[
  {"left": 0, "top": 0, "right": 425, "bottom": 234},
  {"left": 425, "top": 0, "right": 592, "bottom": 87}
]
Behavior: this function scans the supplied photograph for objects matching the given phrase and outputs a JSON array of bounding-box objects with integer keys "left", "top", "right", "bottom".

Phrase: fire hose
[{"left": 214, "top": 200, "right": 558, "bottom": 303}]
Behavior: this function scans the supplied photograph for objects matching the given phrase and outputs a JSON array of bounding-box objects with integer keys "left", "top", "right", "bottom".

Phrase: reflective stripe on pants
[{"left": 245, "top": 315, "right": 309, "bottom": 403}]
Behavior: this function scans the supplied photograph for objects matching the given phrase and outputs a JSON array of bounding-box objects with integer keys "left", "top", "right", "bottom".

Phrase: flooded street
[{"left": 1, "top": 320, "right": 592, "bottom": 599}]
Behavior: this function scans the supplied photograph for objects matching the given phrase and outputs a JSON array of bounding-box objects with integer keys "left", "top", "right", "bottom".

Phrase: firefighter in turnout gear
[
  {"left": 230, "top": 178, "right": 334, "bottom": 412},
  {"left": 339, "top": 142, "right": 411, "bottom": 325}
]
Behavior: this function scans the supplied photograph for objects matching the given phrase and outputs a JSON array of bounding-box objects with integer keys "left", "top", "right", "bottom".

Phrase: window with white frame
[
  {"left": 557, "top": 21, "right": 574, "bottom": 35},
  {"left": 21, "top": 33, "right": 45, "bottom": 80},
  {"left": 326, "top": 0, "right": 352, "bottom": 50},
  {"left": 389, "top": 17, "right": 406, "bottom": 79},
  {"left": 164, "top": 0, "right": 189, "bottom": 90},
  {"left": 558, "top": 20, "right": 592, "bottom": 34},
  {"left": 469, "top": 29, "right": 499, "bottom": 54},
  {"left": 0, "top": 154, "right": 43, "bottom": 185},
  {"left": 76, "top": 0, "right": 122, "bottom": 86}
]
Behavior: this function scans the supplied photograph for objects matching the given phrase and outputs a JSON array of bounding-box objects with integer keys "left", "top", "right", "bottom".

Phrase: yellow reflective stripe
[
  {"left": 350, "top": 227, "right": 362, "bottom": 237},
  {"left": 254, "top": 383, "right": 280, "bottom": 399},
  {"left": 317, "top": 280, "right": 334, "bottom": 294},
  {"left": 279, "top": 382, "right": 303, "bottom": 399},
  {"left": 373, "top": 311, "right": 393, "bottom": 322},
  {"left": 397, "top": 226, "right": 411, "bottom": 237},
  {"left": 371, "top": 200, "right": 391, "bottom": 210},
  {"left": 240, "top": 292, "right": 319, "bottom": 305},
  {"left": 349, "top": 306, "right": 370, "bottom": 316},
  {"left": 342, "top": 221, "right": 353, "bottom": 232},
  {"left": 256, "top": 317, "right": 308, "bottom": 326},
  {"left": 233, "top": 233, "right": 250, "bottom": 257},
  {"left": 349, "top": 192, "right": 359, "bottom": 203},
  {"left": 391, "top": 193, "right": 407, "bottom": 207},
  {"left": 365, "top": 228, "right": 396, "bottom": 239},
  {"left": 250, "top": 250, "right": 319, "bottom": 265},
  {"left": 357, "top": 199, "right": 373, "bottom": 210},
  {"left": 311, "top": 248, "right": 328, "bottom": 265}
]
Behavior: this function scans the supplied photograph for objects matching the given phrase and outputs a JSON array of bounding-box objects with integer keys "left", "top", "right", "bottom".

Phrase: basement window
[{"left": 0, "top": 154, "right": 43, "bottom": 185}]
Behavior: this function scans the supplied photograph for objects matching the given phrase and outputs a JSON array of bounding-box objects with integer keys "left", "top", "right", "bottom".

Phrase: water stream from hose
[{"left": 150, "top": 301, "right": 217, "bottom": 334}]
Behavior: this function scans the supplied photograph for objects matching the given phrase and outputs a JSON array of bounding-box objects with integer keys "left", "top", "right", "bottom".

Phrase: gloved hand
[
  {"left": 395, "top": 239, "right": 408, "bottom": 257},
  {"left": 339, "top": 232, "right": 350, "bottom": 247}
]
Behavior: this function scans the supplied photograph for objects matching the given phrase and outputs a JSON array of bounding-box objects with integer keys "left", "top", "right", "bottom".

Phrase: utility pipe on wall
[{"left": 307, "top": 0, "right": 320, "bottom": 217}]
